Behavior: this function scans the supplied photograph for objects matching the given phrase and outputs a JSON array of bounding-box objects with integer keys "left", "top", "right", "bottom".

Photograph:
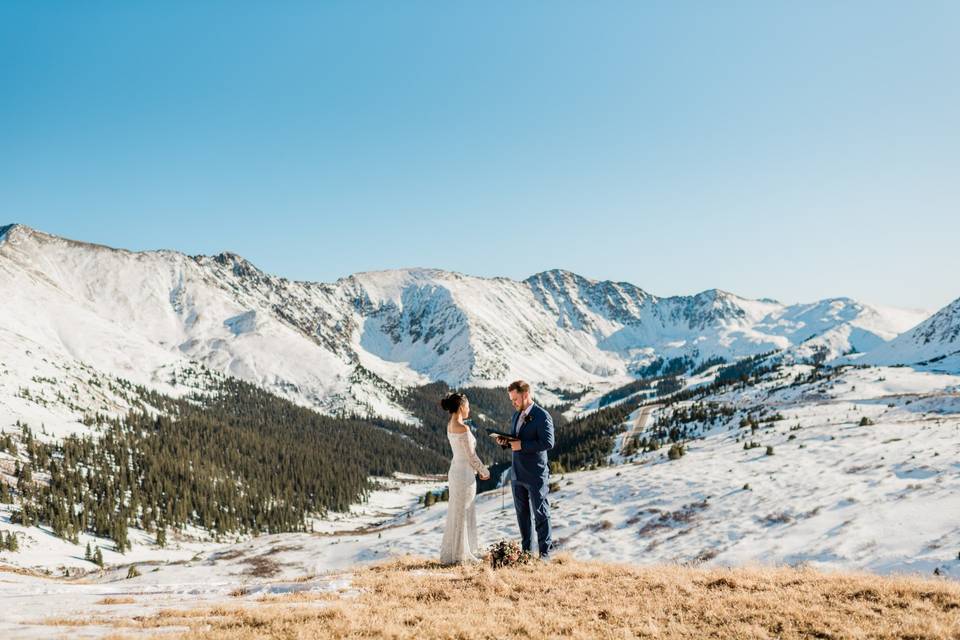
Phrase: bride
[{"left": 438, "top": 392, "right": 490, "bottom": 565}]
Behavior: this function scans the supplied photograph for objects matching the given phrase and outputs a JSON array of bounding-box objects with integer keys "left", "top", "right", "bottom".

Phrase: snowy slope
[
  {"left": 3, "top": 365, "right": 958, "bottom": 579},
  {"left": 0, "top": 224, "right": 931, "bottom": 431},
  {"left": 0, "top": 224, "right": 412, "bottom": 426},
  {"left": 854, "top": 296, "right": 960, "bottom": 372},
  {"left": 524, "top": 270, "right": 926, "bottom": 369},
  {"left": 2, "top": 364, "right": 959, "bottom": 638}
]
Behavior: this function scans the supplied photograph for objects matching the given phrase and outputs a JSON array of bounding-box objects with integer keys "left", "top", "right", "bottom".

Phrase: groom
[{"left": 497, "top": 380, "right": 554, "bottom": 560}]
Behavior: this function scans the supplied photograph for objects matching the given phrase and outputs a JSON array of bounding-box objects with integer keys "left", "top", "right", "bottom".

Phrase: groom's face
[{"left": 509, "top": 390, "right": 527, "bottom": 411}]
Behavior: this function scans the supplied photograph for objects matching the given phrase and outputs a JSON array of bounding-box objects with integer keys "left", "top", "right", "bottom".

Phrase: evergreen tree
[
  {"left": 111, "top": 518, "right": 129, "bottom": 553},
  {"left": 93, "top": 546, "right": 103, "bottom": 567},
  {"left": 85, "top": 542, "right": 92, "bottom": 561}
]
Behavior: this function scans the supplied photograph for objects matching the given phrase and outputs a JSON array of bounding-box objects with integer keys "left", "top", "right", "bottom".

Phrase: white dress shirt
[{"left": 514, "top": 402, "right": 534, "bottom": 436}]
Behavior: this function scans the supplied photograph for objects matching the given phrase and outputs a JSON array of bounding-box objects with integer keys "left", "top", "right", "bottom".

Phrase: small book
[{"left": 486, "top": 428, "right": 519, "bottom": 441}]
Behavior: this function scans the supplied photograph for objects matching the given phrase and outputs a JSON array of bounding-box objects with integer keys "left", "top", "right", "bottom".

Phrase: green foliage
[
  {"left": 691, "top": 356, "right": 727, "bottom": 375},
  {"left": 0, "top": 432, "right": 16, "bottom": 454},
  {"left": 714, "top": 351, "right": 780, "bottom": 385},
  {"left": 126, "top": 565, "right": 141, "bottom": 579},
  {"left": 658, "top": 402, "right": 734, "bottom": 440},
  {"left": 599, "top": 376, "right": 657, "bottom": 407},
  {"left": 549, "top": 395, "right": 641, "bottom": 471},
  {"left": 667, "top": 443, "right": 686, "bottom": 460},
  {"left": 621, "top": 435, "right": 641, "bottom": 458},
  {"left": 10, "top": 376, "right": 451, "bottom": 545},
  {"left": 635, "top": 356, "right": 696, "bottom": 379},
  {"left": 17, "top": 463, "right": 32, "bottom": 486}
]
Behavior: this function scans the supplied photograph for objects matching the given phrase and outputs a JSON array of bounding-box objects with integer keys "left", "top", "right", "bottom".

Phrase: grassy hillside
[{"left": 42, "top": 556, "right": 960, "bottom": 639}]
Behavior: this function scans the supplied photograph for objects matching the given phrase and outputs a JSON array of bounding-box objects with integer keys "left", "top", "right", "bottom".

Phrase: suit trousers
[{"left": 511, "top": 478, "right": 552, "bottom": 557}]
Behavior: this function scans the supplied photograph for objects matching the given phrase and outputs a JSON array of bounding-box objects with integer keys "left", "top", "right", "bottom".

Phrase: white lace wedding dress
[{"left": 439, "top": 427, "right": 489, "bottom": 565}]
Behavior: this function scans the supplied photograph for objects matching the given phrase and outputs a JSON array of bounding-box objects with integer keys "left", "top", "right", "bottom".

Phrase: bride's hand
[{"left": 479, "top": 471, "right": 490, "bottom": 481}]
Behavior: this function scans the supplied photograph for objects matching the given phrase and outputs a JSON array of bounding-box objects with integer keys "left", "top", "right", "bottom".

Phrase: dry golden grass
[
  {"left": 43, "top": 555, "right": 960, "bottom": 639},
  {"left": 96, "top": 596, "right": 137, "bottom": 605},
  {"left": 0, "top": 563, "right": 52, "bottom": 578}
]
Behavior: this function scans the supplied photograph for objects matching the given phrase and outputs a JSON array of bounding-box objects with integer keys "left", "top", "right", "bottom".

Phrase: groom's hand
[{"left": 510, "top": 440, "right": 522, "bottom": 452}]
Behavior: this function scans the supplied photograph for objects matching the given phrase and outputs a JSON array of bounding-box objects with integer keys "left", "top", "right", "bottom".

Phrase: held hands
[{"left": 479, "top": 470, "right": 490, "bottom": 481}]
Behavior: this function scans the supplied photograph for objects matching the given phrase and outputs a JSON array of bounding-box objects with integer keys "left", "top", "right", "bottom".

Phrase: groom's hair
[{"left": 508, "top": 380, "right": 530, "bottom": 394}]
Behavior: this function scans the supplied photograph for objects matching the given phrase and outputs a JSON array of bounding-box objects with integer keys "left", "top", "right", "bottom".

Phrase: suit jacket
[{"left": 510, "top": 403, "right": 554, "bottom": 487}]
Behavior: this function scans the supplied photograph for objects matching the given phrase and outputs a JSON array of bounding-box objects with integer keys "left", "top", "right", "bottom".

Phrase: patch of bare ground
[
  {"left": 238, "top": 555, "right": 288, "bottom": 578},
  {"left": 96, "top": 597, "right": 136, "bottom": 605},
  {"left": 209, "top": 548, "right": 246, "bottom": 562}
]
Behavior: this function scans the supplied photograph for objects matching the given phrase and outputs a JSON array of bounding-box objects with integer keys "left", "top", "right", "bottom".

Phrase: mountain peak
[
  {"left": 526, "top": 268, "right": 592, "bottom": 284},
  {"left": 693, "top": 288, "right": 735, "bottom": 300},
  {"left": 0, "top": 223, "right": 31, "bottom": 244},
  {"left": 0, "top": 223, "right": 141, "bottom": 255},
  {"left": 352, "top": 267, "right": 451, "bottom": 279},
  {"left": 211, "top": 251, "right": 264, "bottom": 278}
]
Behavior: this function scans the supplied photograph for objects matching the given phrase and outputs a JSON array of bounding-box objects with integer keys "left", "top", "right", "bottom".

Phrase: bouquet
[{"left": 487, "top": 539, "right": 532, "bottom": 569}]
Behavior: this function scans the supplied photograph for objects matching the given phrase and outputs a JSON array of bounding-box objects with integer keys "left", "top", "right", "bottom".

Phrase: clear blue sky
[{"left": 2, "top": 2, "right": 957, "bottom": 310}]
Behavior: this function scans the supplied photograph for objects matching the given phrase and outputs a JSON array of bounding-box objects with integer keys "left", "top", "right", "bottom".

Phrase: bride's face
[{"left": 459, "top": 398, "right": 470, "bottom": 419}]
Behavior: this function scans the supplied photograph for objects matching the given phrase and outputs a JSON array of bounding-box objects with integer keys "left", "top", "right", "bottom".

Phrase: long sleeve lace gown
[{"left": 439, "top": 427, "right": 489, "bottom": 565}]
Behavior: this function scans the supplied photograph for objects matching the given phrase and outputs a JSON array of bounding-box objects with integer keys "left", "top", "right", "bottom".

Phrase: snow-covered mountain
[
  {"left": 853, "top": 295, "right": 960, "bottom": 372},
  {"left": 524, "top": 269, "right": 927, "bottom": 367},
  {"left": 0, "top": 223, "right": 931, "bottom": 427}
]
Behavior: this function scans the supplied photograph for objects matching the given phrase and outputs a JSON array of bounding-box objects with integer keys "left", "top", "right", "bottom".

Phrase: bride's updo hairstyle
[{"left": 440, "top": 392, "right": 467, "bottom": 414}]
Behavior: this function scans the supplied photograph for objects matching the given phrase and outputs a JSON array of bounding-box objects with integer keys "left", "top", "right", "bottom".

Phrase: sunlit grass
[{"left": 43, "top": 554, "right": 960, "bottom": 639}]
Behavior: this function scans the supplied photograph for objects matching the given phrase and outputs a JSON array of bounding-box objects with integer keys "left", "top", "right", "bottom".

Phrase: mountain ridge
[{"left": 0, "top": 223, "right": 939, "bottom": 428}]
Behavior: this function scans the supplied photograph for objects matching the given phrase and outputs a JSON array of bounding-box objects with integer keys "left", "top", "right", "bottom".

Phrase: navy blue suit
[{"left": 509, "top": 403, "right": 554, "bottom": 557}]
